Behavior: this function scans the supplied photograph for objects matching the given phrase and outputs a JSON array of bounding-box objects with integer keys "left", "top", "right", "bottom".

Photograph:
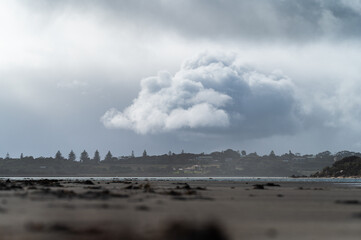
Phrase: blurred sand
[{"left": 0, "top": 179, "right": 360, "bottom": 240}]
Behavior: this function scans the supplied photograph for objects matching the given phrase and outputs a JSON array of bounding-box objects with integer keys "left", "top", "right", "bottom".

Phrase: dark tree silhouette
[
  {"left": 104, "top": 151, "right": 113, "bottom": 161},
  {"left": 20, "top": 153, "right": 24, "bottom": 160},
  {"left": 68, "top": 150, "right": 76, "bottom": 161},
  {"left": 241, "top": 150, "right": 247, "bottom": 156},
  {"left": 55, "top": 151, "right": 64, "bottom": 160},
  {"left": 80, "top": 150, "right": 90, "bottom": 163},
  {"left": 5, "top": 153, "right": 9, "bottom": 159},
  {"left": 131, "top": 150, "right": 135, "bottom": 158},
  {"left": 269, "top": 150, "right": 276, "bottom": 157},
  {"left": 93, "top": 150, "right": 101, "bottom": 164},
  {"left": 143, "top": 150, "right": 147, "bottom": 157}
]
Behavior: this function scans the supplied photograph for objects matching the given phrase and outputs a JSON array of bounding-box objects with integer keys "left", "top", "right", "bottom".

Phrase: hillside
[{"left": 311, "top": 156, "right": 361, "bottom": 177}]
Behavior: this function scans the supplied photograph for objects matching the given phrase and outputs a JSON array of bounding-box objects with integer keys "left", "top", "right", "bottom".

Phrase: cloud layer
[
  {"left": 102, "top": 53, "right": 301, "bottom": 138},
  {"left": 36, "top": 0, "right": 361, "bottom": 42},
  {"left": 1, "top": 0, "right": 361, "bottom": 156}
]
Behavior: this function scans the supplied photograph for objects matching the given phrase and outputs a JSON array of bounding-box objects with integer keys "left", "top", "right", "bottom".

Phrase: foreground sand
[{"left": 0, "top": 179, "right": 360, "bottom": 240}]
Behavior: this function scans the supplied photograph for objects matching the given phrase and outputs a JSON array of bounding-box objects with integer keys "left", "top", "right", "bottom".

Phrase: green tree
[
  {"left": 104, "top": 151, "right": 113, "bottom": 161},
  {"left": 68, "top": 150, "right": 76, "bottom": 161},
  {"left": 93, "top": 150, "right": 101, "bottom": 164},
  {"left": 269, "top": 150, "right": 276, "bottom": 157},
  {"left": 80, "top": 150, "right": 90, "bottom": 163},
  {"left": 55, "top": 151, "right": 64, "bottom": 160}
]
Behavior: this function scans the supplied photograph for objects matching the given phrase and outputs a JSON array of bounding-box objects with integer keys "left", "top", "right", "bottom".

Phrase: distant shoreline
[{"left": 1, "top": 176, "right": 360, "bottom": 183}]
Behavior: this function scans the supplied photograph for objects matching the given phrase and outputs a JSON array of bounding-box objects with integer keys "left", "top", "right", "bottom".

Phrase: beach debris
[
  {"left": 37, "top": 188, "right": 77, "bottom": 199},
  {"left": 0, "top": 180, "right": 23, "bottom": 191},
  {"left": 26, "top": 222, "right": 103, "bottom": 235},
  {"left": 335, "top": 200, "right": 360, "bottom": 205},
  {"left": 162, "top": 221, "right": 228, "bottom": 240},
  {"left": 135, "top": 205, "right": 150, "bottom": 211},
  {"left": 78, "top": 190, "right": 129, "bottom": 200},
  {"left": 175, "top": 183, "right": 207, "bottom": 191},
  {"left": 33, "top": 188, "right": 129, "bottom": 200},
  {"left": 253, "top": 184, "right": 265, "bottom": 190},
  {"left": 252, "top": 183, "right": 280, "bottom": 189},
  {"left": 125, "top": 182, "right": 155, "bottom": 193},
  {"left": 265, "top": 183, "right": 280, "bottom": 187},
  {"left": 176, "top": 183, "right": 191, "bottom": 190},
  {"left": 165, "top": 190, "right": 183, "bottom": 196},
  {"left": 125, "top": 184, "right": 141, "bottom": 190},
  {"left": 20, "top": 179, "right": 64, "bottom": 187},
  {"left": 142, "top": 182, "right": 155, "bottom": 193},
  {"left": 84, "top": 186, "right": 102, "bottom": 190},
  {"left": 83, "top": 180, "right": 95, "bottom": 185},
  {"left": 74, "top": 180, "right": 95, "bottom": 185}
]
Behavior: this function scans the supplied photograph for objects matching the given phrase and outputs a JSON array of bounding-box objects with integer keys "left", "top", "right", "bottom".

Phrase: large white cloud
[{"left": 102, "top": 53, "right": 302, "bottom": 137}]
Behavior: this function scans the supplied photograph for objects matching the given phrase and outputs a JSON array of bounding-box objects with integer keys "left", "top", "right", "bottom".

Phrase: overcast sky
[{"left": 2, "top": 0, "right": 361, "bottom": 158}]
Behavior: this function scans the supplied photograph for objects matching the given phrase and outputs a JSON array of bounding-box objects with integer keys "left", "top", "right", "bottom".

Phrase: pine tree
[
  {"left": 55, "top": 151, "right": 63, "bottom": 160},
  {"left": 269, "top": 150, "right": 276, "bottom": 158},
  {"left": 104, "top": 151, "right": 113, "bottom": 161},
  {"left": 93, "top": 150, "right": 101, "bottom": 164},
  {"left": 68, "top": 150, "right": 76, "bottom": 161},
  {"left": 80, "top": 150, "right": 90, "bottom": 163},
  {"left": 143, "top": 150, "right": 147, "bottom": 157}
]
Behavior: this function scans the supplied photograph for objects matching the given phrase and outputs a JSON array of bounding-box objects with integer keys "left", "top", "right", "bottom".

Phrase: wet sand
[{"left": 0, "top": 179, "right": 360, "bottom": 240}]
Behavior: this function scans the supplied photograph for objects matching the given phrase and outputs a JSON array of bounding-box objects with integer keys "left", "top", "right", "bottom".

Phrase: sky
[{"left": 1, "top": 0, "right": 361, "bottom": 158}]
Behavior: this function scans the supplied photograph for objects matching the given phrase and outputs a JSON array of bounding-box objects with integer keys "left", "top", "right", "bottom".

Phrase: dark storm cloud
[{"left": 29, "top": 0, "right": 361, "bottom": 42}]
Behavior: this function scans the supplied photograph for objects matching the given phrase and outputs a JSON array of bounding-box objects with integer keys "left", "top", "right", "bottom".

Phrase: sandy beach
[{"left": 0, "top": 179, "right": 360, "bottom": 240}]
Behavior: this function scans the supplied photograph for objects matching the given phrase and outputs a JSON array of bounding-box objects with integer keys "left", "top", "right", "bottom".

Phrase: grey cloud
[
  {"left": 27, "top": 0, "right": 361, "bottom": 42},
  {"left": 102, "top": 52, "right": 302, "bottom": 139}
]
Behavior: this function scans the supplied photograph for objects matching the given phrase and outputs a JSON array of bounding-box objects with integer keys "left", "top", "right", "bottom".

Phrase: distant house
[{"left": 185, "top": 165, "right": 201, "bottom": 171}]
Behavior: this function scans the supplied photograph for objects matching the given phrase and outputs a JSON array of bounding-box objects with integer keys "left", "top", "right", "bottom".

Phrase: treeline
[
  {"left": 312, "top": 156, "right": 361, "bottom": 177},
  {"left": 3, "top": 150, "right": 119, "bottom": 163},
  {"left": 0, "top": 148, "right": 359, "bottom": 177}
]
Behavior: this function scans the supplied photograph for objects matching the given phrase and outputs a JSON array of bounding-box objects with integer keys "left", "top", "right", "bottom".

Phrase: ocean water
[{"left": 1, "top": 176, "right": 361, "bottom": 184}]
